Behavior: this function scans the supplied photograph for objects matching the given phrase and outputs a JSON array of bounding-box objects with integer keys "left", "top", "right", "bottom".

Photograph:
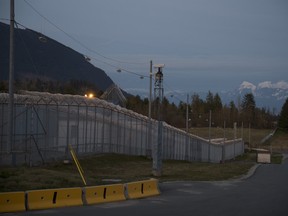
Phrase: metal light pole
[
  {"left": 186, "top": 94, "right": 189, "bottom": 133},
  {"left": 147, "top": 60, "right": 153, "bottom": 157},
  {"left": 209, "top": 110, "right": 212, "bottom": 143},
  {"left": 8, "top": 0, "right": 15, "bottom": 160},
  {"left": 152, "top": 64, "right": 164, "bottom": 177},
  {"left": 149, "top": 60, "right": 152, "bottom": 120},
  {"left": 185, "top": 94, "right": 189, "bottom": 160},
  {"left": 222, "top": 120, "right": 226, "bottom": 163},
  {"left": 208, "top": 110, "right": 211, "bottom": 162}
]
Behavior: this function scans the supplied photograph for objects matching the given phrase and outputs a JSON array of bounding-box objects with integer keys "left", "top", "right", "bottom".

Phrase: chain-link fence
[{"left": 0, "top": 92, "right": 244, "bottom": 165}]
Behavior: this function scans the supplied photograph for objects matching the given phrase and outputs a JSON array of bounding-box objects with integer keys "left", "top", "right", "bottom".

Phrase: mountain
[
  {"left": 125, "top": 81, "right": 288, "bottom": 114},
  {"left": 0, "top": 22, "right": 114, "bottom": 91},
  {"left": 234, "top": 81, "right": 288, "bottom": 113},
  {"left": 239, "top": 81, "right": 288, "bottom": 101}
]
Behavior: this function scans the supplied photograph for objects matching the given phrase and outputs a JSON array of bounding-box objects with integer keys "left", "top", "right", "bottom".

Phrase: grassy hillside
[
  {"left": 266, "top": 129, "right": 288, "bottom": 152},
  {"left": 1, "top": 129, "right": 285, "bottom": 192},
  {"left": 189, "top": 127, "right": 273, "bottom": 148},
  {"left": 0, "top": 154, "right": 254, "bottom": 192},
  {"left": 0, "top": 22, "right": 114, "bottom": 91}
]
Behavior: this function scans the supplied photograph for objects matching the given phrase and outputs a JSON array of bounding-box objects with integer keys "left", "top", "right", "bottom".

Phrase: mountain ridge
[
  {"left": 0, "top": 22, "right": 114, "bottom": 92},
  {"left": 125, "top": 80, "right": 288, "bottom": 114},
  {"left": 238, "top": 81, "right": 288, "bottom": 102}
]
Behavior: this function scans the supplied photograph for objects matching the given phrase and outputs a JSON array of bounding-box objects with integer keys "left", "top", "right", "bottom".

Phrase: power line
[
  {"left": 0, "top": 18, "right": 10, "bottom": 22},
  {"left": 14, "top": 19, "right": 150, "bottom": 83},
  {"left": 14, "top": 21, "right": 40, "bottom": 76},
  {"left": 14, "top": 2, "right": 188, "bottom": 102},
  {"left": 162, "top": 81, "right": 187, "bottom": 104},
  {"left": 23, "top": 0, "right": 147, "bottom": 65},
  {"left": 89, "top": 55, "right": 149, "bottom": 78}
]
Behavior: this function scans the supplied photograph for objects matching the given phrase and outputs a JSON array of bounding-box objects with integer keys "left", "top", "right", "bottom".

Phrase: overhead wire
[
  {"left": 17, "top": 1, "right": 187, "bottom": 103},
  {"left": 163, "top": 82, "right": 187, "bottom": 104},
  {"left": 14, "top": 19, "right": 150, "bottom": 81},
  {"left": 0, "top": 18, "right": 10, "bottom": 22},
  {"left": 14, "top": 21, "right": 40, "bottom": 76},
  {"left": 23, "top": 0, "right": 147, "bottom": 65},
  {"left": 23, "top": 0, "right": 150, "bottom": 80}
]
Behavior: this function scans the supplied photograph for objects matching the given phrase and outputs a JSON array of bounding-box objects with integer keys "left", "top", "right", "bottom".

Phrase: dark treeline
[
  {"left": 127, "top": 91, "right": 278, "bottom": 129},
  {"left": 1, "top": 79, "right": 278, "bottom": 129},
  {"left": 0, "top": 79, "right": 103, "bottom": 97},
  {"left": 278, "top": 98, "right": 288, "bottom": 130}
]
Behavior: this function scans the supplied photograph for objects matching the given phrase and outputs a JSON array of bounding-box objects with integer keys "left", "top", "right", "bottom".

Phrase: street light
[
  {"left": 152, "top": 63, "right": 164, "bottom": 177},
  {"left": 8, "top": 0, "right": 15, "bottom": 164}
]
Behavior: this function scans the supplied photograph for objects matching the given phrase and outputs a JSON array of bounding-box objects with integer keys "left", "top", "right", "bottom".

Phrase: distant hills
[
  {"left": 235, "top": 81, "right": 288, "bottom": 113},
  {"left": 1, "top": 22, "right": 286, "bottom": 113},
  {"left": 127, "top": 80, "right": 288, "bottom": 114},
  {"left": 0, "top": 22, "right": 114, "bottom": 92}
]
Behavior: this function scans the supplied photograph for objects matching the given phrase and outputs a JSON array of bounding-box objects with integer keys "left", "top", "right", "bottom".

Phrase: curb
[
  {"left": 237, "top": 163, "right": 261, "bottom": 181},
  {"left": 282, "top": 154, "right": 288, "bottom": 162}
]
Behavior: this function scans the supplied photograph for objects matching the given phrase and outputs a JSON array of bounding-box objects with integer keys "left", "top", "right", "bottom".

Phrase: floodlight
[{"left": 153, "top": 64, "right": 165, "bottom": 69}]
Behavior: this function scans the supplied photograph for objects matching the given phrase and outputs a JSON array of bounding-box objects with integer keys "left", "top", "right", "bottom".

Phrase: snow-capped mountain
[
  {"left": 234, "top": 80, "right": 288, "bottom": 113},
  {"left": 125, "top": 80, "right": 288, "bottom": 114},
  {"left": 239, "top": 81, "right": 288, "bottom": 101},
  {"left": 239, "top": 81, "right": 257, "bottom": 94}
]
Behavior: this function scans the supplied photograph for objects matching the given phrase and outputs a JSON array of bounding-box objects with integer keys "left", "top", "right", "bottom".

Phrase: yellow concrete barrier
[
  {"left": 105, "top": 184, "right": 126, "bottom": 203},
  {"left": 84, "top": 184, "right": 126, "bottom": 205},
  {"left": 0, "top": 191, "right": 26, "bottom": 213},
  {"left": 125, "top": 181, "right": 143, "bottom": 199},
  {"left": 142, "top": 178, "right": 161, "bottom": 197},
  {"left": 26, "top": 187, "right": 83, "bottom": 210},
  {"left": 126, "top": 179, "right": 160, "bottom": 199}
]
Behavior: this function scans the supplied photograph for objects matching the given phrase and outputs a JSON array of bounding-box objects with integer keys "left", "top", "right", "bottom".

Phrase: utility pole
[
  {"left": 186, "top": 94, "right": 189, "bottom": 133},
  {"left": 147, "top": 60, "right": 152, "bottom": 157},
  {"left": 152, "top": 64, "right": 164, "bottom": 177},
  {"left": 209, "top": 110, "right": 212, "bottom": 143},
  {"left": 208, "top": 110, "right": 211, "bottom": 162},
  {"left": 222, "top": 120, "right": 226, "bottom": 163},
  {"left": 8, "top": 0, "right": 15, "bottom": 162},
  {"left": 149, "top": 60, "right": 152, "bottom": 121},
  {"left": 185, "top": 94, "right": 189, "bottom": 160}
]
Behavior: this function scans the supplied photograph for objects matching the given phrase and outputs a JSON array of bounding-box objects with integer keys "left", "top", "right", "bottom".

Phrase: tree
[
  {"left": 0, "top": 81, "right": 8, "bottom": 92},
  {"left": 205, "top": 91, "right": 214, "bottom": 112},
  {"left": 213, "top": 93, "right": 223, "bottom": 111},
  {"left": 241, "top": 93, "right": 256, "bottom": 111},
  {"left": 162, "top": 97, "right": 170, "bottom": 121},
  {"left": 191, "top": 93, "right": 204, "bottom": 113},
  {"left": 228, "top": 100, "right": 238, "bottom": 127},
  {"left": 191, "top": 93, "right": 205, "bottom": 127},
  {"left": 278, "top": 98, "right": 288, "bottom": 129},
  {"left": 241, "top": 93, "right": 256, "bottom": 125}
]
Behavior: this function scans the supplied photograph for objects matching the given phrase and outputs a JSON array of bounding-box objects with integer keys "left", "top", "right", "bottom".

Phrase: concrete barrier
[
  {"left": 257, "top": 152, "right": 271, "bottom": 163},
  {"left": 26, "top": 187, "right": 83, "bottom": 210},
  {"left": 0, "top": 191, "right": 26, "bottom": 213},
  {"left": 1, "top": 180, "right": 160, "bottom": 212},
  {"left": 84, "top": 184, "right": 126, "bottom": 204},
  {"left": 126, "top": 179, "right": 160, "bottom": 199}
]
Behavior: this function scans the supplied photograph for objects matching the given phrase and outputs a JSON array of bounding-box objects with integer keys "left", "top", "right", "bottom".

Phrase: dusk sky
[{"left": 1, "top": 0, "right": 288, "bottom": 100}]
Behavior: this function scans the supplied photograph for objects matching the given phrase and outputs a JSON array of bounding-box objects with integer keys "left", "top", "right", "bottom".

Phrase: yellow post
[{"left": 69, "top": 144, "right": 87, "bottom": 185}]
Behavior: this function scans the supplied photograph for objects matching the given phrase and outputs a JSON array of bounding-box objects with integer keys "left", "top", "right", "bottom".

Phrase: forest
[
  {"left": 1, "top": 78, "right": 285, "bottom": 130},
  {"left": 126, "top": 91, "right": 278, "bottom": 130}
]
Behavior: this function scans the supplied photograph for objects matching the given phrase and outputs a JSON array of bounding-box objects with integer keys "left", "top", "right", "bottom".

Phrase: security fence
[{"left": 0, "top": 92, "right": 244, "bottom": 165}]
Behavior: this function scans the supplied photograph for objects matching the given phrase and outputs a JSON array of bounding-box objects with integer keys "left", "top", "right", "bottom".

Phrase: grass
[
  {"left": 267, "top": 129, "right": 288, "bottom": 152},
  {"left": 0, "top": 153, "right": 255, "bottom": 192},
  {"left": 271, "top": 153, "right": 283, "bottom": 164},
  {"left": 189, "top": 127, "right": 273, "bottom": 148},
  {"left": 0, "top": 128, "right": 286, "bottom": 193}
]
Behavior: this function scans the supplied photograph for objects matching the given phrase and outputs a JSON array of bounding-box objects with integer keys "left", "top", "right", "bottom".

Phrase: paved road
[{"left": 6, "top": 158, "right": 288, "bottom": 216}]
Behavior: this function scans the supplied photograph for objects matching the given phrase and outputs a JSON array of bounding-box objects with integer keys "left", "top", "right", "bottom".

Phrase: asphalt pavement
[{"left": 4, "top": 156, "right": 288, "bottom": 216}]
